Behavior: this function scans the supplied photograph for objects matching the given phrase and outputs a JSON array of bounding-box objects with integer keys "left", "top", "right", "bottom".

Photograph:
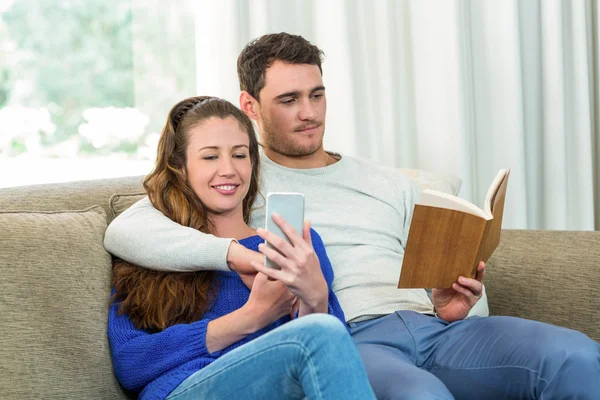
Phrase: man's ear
[{"left": 239, "top": 91, "right": 259, "bottom": 121}]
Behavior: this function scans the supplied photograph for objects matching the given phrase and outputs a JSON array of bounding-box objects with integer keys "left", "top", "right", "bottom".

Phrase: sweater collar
[{"left": 259, "top": 149, "right": 346, "bottom": 176}]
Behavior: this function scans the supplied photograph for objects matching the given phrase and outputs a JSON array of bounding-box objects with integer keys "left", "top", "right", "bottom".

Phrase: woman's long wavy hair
[{"left": 112, "top": 96, "right": 261, "bottom": 333}]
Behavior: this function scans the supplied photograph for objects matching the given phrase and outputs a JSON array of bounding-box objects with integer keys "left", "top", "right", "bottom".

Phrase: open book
[{"left": 398, "top": 169, "right": 510, "bottom": 289}]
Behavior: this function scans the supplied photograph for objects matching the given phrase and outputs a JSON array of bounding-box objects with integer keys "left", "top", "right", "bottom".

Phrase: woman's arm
[
  {"left": 206, "top": 273, "right": 296, "bottom": 352},
  {"left": 109, "top": 274, "right": 296, "bottom": 391},
  {"left": 104, "top": 197, "right": 260, "bottom": 274},
  {"left": 108, "top": 303, "right": 218, "bottom": 392}
]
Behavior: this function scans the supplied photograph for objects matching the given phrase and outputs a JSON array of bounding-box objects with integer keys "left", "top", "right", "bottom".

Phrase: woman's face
[{"left": 184, "top": 116, "right": 252, "bottom": 218}]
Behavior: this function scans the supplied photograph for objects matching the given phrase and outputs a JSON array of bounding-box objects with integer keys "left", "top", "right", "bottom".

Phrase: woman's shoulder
[{"left": 237, "top": 234, "right": 263, "bottom": 251}]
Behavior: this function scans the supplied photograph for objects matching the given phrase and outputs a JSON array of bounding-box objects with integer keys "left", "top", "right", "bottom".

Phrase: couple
[{"left": 107, "top": 33, "right": 600, "bottom": 399}]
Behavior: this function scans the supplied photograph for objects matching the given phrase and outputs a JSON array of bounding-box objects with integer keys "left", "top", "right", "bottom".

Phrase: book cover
[{"left": 398, "top": 169, "right": 510, "bottom": 289}]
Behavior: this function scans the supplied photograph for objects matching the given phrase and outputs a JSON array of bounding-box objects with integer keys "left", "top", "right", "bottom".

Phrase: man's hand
[
  {"left": 251, "top": 215, "right": 328, "bottom": 315},
  {"left": 227, "top": 241, "right": 262, "bottom": 289},
  {"left": 432, "top": 261, "right": 486, "bottom": 323}
]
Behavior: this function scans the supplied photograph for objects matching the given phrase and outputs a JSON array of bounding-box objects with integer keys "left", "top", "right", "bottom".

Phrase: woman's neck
[{"left": 208, "top": 210, "right": 256, "bottom": 240}]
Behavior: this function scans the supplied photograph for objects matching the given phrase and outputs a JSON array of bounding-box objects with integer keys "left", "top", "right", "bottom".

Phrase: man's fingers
[
  {"left": 457, "top": 276, "right": 483, "bottom": 298},
  {"left": 452, "top": 283, "right": 480, "bottom": 301},
  {"left": 475, "top": 261, "right": 486, "bottom": 283}
]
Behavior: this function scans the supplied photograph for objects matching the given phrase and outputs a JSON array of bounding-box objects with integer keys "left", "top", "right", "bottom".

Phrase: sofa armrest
[{"left": 486, "top": 230, "right": 600, "bottom": 343}]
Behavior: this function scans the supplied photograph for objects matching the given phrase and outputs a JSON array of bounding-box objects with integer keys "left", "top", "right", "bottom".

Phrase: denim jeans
[
  {"left": 350, "top": 310, "right": 600, "bottom": 400},
  {"left": 166, "top": 314, "right": 375, "bottom": 400}
]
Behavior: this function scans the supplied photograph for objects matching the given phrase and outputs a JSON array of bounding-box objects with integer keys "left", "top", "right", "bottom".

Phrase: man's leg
[
  {"left": 398, "top": 311, "right": 600, "bottom": 400},
  {"left": 167, "top": 314, "right": 375, "bottom": 400},
  {"left": 350, "top": 314, "right": 454, "bottom": 400}
]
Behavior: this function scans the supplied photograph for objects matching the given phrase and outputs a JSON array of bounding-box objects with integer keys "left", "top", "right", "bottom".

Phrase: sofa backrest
[
  {"left": 488, "top": 229, "right": 600, "bottom": 343},
  {"left": 0, "top": 176, "right": 145, "bottom": 223}
]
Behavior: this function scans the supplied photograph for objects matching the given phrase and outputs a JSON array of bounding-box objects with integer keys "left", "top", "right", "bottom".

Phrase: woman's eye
[
  {"left": 233, "top": 153, "right": 247, "bottom": 159},
  {"left": 203, "top": 155, "right": 217, "bottom": 161}
]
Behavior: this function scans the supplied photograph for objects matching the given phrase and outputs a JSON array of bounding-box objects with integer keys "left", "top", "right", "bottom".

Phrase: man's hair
[{"left": 237, "top": 32, "right": 324, "bottom": 100}]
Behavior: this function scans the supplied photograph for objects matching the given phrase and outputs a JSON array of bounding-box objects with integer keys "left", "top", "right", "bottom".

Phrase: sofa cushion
[
  {"left": 400, "top": 168, "right": 462, "bottom": 196},
  {"left": 109, "top": 192, "right": 146, "bottom": 220},
  {"left": 0, "top": 207, "right": 128, "bottom": 399}
]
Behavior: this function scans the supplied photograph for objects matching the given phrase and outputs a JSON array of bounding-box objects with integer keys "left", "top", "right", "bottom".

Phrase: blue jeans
[
  {"left": 167, "top": 314, "right": 375, "bottom": 400},
  {"left": 350, "top": 311, "right": 600, "bottom": 400}
]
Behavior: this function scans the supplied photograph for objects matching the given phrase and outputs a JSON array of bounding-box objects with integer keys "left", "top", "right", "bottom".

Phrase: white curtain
[{"left": 193, "top": 0, "right": 600, "bottom": 231}]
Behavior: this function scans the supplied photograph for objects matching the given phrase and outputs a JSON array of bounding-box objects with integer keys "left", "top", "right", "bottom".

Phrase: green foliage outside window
[{"left": 0, "top": 0, "right": 196, "bottom": 158}]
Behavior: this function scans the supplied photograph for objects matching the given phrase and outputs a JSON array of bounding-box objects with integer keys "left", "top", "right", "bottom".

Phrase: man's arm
[{"left": 104, "top": 197, "right": 259, "bottom": 273}]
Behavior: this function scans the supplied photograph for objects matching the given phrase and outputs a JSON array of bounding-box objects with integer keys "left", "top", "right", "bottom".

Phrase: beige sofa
[{"left": 1, "top": 176, "right": 599, "bottom": 399}]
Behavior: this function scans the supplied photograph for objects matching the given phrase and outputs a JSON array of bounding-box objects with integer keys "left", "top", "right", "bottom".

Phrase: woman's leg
[{"left": 167, "top": 314, "right": 375, "bottom": 400}]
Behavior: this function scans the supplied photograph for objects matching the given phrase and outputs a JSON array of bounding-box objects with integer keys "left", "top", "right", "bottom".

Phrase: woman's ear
[{"left": 239, "top": 91, "right": 259, "bottom": 121}]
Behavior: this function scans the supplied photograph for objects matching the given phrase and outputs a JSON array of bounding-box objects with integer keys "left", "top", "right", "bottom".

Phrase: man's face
[{"left": 255, "top": 61, "right": 326, "bottom": 157}]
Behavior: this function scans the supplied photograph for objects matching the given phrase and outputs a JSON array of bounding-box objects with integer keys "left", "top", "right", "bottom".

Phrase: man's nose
[{"left": 298, "top": 99, "right": 317, "bottom": 121}]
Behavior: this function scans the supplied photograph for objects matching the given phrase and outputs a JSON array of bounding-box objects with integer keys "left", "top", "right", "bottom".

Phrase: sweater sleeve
[
  {"left": 401, "top": 179, "right": 421, "bottom": 249},
  {"left": 107, "top": 301, "right": 217, "bottom": 392},
  {"left": 104, "top": 196, "right": 232, "bottom": 272},
  {"left": 387, "top": 172, "right": 421, "bottom": 250},
  {"left": 310, "top": 229, "right": 347, "bottom": 325}
]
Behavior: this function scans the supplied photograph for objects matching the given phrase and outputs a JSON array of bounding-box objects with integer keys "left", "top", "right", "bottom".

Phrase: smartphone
[{"left": 264, "top": 192, "right": 305, "bottom": 269}]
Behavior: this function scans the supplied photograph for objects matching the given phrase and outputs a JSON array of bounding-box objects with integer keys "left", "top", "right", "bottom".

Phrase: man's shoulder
[{"left": 341, "top": 154, "right": 414, "bottom": 186}]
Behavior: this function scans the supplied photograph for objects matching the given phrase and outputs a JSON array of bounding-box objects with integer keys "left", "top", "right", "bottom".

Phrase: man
[{"left": 105, "top": 33, "right": 599, "bottom": 399}]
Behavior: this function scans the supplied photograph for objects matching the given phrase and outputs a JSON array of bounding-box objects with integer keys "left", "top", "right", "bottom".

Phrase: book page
[
  {"left": 483, "top": 169, "right": 510, "bottom": 218},
  {"left": 419, "top": 190, "right": 489, "bottom": 219}
]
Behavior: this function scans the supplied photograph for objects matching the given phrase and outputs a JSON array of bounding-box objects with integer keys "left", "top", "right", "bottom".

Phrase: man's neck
[{"left": 263, "top": 148, "right": 339, "bottom": 169}]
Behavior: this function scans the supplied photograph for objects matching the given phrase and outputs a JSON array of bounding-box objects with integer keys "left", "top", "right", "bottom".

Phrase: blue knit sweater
[{"left": 108, "top": 230, "right": 345, "bottom": 400}]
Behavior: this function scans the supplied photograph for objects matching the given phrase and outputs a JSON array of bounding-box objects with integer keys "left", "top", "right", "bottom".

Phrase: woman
[{"left": 108, "top": 96, "right": 375, "bottom": 400}]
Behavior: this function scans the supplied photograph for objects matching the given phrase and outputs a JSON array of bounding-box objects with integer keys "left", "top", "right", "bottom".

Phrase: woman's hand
[
  {"left": 207, "top": 272, "right": 296, "bottom": 353},
  {"left": 251, "top": 214, "right": 328, "bottom": 314},
  {"left": 432, "top": 261, "right": 486, "bottom": 323},
  {"left": 243, "top": 272, "right": 297, "bottom": 329}
]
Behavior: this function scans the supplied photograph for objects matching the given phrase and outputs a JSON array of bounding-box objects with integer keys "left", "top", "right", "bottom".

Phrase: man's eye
[{"left": 281, "top": 99, "right": 295, "bottom": 105}]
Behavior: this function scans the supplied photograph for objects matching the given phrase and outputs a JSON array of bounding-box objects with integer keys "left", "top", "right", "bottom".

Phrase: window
[{"left": 0, "top": 0, "right": 195, "bottom": 188}]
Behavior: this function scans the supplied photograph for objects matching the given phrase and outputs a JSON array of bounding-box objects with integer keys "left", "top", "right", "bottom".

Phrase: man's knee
[
  {"left": 357, "top": 345, "right": 453, "bottom": 400},
  {"left": 373, "top": 377, "right": 453, "bottom": 400},
  {"left": 550, "top": 330, "right": 600, "bottom": 371}
]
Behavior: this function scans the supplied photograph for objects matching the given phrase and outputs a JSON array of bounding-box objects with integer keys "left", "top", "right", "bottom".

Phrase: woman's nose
[{"left": 217, "top": 157, "right": 235, "bottom": 177}]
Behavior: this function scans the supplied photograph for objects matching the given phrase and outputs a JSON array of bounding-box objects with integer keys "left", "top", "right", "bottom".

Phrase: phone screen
[{"left": 264, "top": 192, "right": 305, "bottom": 269}]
